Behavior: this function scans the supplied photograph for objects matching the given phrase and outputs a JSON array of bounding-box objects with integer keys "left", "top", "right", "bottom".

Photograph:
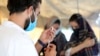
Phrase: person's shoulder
[
  {"left": 0, "top": 24, "right": 32, "bottom": 44},
  {"left": 0, "top": 25, "right": 25, "bottom": 38}
]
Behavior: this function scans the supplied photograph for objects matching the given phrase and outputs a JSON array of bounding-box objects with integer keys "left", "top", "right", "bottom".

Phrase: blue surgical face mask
[{"left": 25, "top": 12, "right": 37, "bottom": 31}]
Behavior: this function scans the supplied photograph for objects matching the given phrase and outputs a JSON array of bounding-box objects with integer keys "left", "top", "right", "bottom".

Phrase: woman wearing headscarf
[
  {"left": 66, "top": 13, "right": 99, "bottom": 56},
  {"left": 40, "top": 16, "right": 67, "bottom": 56}
]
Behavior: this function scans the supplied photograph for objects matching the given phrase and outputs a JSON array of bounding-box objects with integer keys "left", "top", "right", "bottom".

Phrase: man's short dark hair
[{"left": 7, "top": 0, "right": 41, "bottom": 15}]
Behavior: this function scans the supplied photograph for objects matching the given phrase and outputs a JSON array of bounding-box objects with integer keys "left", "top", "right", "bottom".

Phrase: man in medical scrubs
[{"left": 0, "top": 0, "right": 56, "bottom": 56}]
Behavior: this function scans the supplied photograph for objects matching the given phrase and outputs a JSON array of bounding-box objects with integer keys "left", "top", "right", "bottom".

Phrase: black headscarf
[
  {"left": 69, "top": 13, "right": 95, "bottom": 41},
  {"left": 69, "top": 13, "right": 99, "bottom": 56}
]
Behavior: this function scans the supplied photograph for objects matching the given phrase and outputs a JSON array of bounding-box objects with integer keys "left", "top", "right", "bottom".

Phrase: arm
[
  {"left": 35, "top": 28, "right": 55, "bottom": 53},
  {"left": 35, "top": 41, "right": 44, "bottom": 53},
  {"left": 70, "top": 42, "right": 85, "bottom": 55},
  {"left": 70, "top": 38, "right": 95, "bottom": 55}
]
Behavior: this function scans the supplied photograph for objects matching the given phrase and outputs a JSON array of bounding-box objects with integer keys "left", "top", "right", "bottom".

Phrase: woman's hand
[
  {"left": 63, "top": 38, "right": 95, "bottom": 56},
  {"left": 82, "top": 38, "right": 95, "bottom": 48}
]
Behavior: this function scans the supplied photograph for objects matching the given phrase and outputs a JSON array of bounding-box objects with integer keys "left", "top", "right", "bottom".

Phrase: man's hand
[
  {"left": 35, "top": 27, "right": 55, "bottom": 53},
  {"left": 45, "top": 44, "right": 56, "bottom": 56},
  {"left": 60, "top": 51, "right": 65, "bottom": 56},
  {"left": 39, "top": 27, "right": 55, "bottom": 44}
]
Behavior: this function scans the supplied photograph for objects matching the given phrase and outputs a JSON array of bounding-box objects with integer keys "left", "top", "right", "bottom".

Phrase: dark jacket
[{"left": 69, "top": 14, "right": 99, "bottom": 56}]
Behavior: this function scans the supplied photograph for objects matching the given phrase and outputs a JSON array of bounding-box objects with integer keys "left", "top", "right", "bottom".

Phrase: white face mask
[{"left": 55, "top": 29, "right": 61, "bottom": 35}]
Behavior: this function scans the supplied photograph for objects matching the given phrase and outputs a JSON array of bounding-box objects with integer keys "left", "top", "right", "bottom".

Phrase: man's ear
[{"left": 27, "top": 6, "right": 34, "bottom": 16}]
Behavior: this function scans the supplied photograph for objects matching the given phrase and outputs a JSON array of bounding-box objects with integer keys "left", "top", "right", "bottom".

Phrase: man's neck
[{"left": 8, "top": 13, "right": 26, "bottom": 29}]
